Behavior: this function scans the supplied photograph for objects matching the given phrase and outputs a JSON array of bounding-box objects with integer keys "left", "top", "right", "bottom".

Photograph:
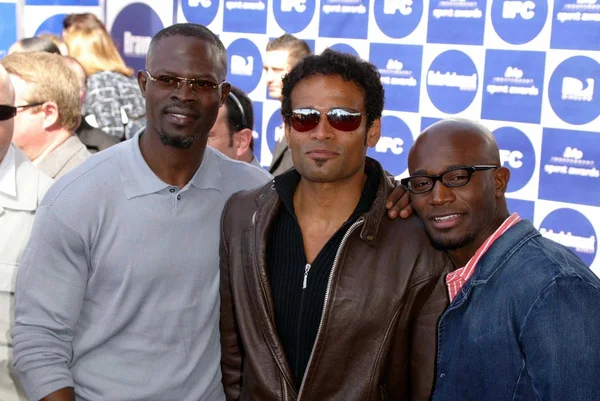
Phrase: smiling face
[
  {"left": 138, "top": 35, "right": 229, "bottom": 149},
  {"left": 407, "top": 120, "right": 509, "bottom": 261},
  {"left": 285, "top": 74, "right": 380, "bottom": 184}
]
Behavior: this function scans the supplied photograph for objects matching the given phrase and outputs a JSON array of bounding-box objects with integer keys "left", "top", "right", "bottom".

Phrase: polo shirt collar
[
  {"left": 0, "top": 145, "right": 16, "bottom": 198},
  {"left": 119, "top": 130, "right": 222, "bottom": 199},
  {"left": 0, "top": 144, "right": 43, "bottom": 213}
]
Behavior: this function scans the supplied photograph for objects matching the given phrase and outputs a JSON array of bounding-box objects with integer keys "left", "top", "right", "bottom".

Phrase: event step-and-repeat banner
[{"left": 2, "top": 0, "right": 599, "bottom": 275}]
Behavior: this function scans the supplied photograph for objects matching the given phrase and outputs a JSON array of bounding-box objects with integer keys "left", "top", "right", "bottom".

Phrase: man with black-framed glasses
[
  {"left": 0, "top": 64, "right": 53, "bottom": 401},
  {"left": 1, "top": 52, "right": 90, "bottom": 179},
  {"left": 405, "top": 118, "right": 600, "bottom": 401},
  {"left": 207, "top": 85, "right": 260, "bottom": 168}
]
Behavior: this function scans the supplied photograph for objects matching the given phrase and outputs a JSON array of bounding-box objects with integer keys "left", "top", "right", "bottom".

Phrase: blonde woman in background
[{"left": 62, "top": 13, "right": 145, "bottom": 140}]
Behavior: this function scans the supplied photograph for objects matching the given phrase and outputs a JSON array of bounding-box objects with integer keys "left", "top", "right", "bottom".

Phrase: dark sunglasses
[
  {"left": 0, "top": 105, "right": 17, "bottom": 121},
  {"left": 287, "top": 108, "right": 364, "bottom": 132}
]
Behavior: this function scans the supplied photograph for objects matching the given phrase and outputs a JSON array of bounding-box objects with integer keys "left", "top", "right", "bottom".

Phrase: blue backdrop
[{"left": 3, "top": 0, "right": 600, "bottom": 274}]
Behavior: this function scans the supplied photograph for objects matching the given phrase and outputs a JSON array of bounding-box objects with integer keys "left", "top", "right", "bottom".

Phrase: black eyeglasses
[
  {"left": 401, "top": 165, "right": 498, "bottom": 194},
  {"left": 145, "top": 71, "right": 225, "bottom": 95},
  {"left": 228, "top": 91, "right": 248, "bottom": 130},
  {"left": 0, "top": 102, "right": 47, "bottom": 121},
  {"left": 287, "top": 108, "right": 364, "bottom": 132},
  {"left": 0, "top": 105, "right": 17, "bottom": 121}
]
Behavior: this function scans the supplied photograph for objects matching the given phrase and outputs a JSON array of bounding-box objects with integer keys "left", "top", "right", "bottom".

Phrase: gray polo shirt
[{"left": 12, "top": 133, "right": 272, "bottom": 401}]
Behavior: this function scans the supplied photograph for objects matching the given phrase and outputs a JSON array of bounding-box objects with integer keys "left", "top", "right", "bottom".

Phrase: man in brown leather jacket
[{"left": 220, "top": 49, "right": 452, "bottom": 401}]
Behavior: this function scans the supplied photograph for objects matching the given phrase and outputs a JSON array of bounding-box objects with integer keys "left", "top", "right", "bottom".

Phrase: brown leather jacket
[{"left": 220, "top": 158, "right": 452, "bottom": 401}]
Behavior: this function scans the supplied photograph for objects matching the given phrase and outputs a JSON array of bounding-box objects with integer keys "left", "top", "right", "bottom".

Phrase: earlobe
[
  {"left": 496, "top": 167, "right": 511, "bottom": 196},
  {"left": 366, "top": 118, "right": 382, "bottom": 148},
  {"left": 234, "top": 128, "right": 252, "bottom": 158},
  {"left": 42, "top": 102, "right": 59, "bottom": 130},
  {"left": 220, "top": 82, "right": 231, "bottom": 106},
  {"left": 137, "top": 70, "right": 147, "bottom": 97}
]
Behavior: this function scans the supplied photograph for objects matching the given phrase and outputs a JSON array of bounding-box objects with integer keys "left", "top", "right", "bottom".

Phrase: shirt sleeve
[
  {"left": 12, "top": 205, "right": 89, "bottom": 401},
  {"left": 520, "top": 276, "right": 600, "bottom": 401}
]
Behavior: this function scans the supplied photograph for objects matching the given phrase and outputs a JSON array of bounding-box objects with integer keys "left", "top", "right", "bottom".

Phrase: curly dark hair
[{"left": 281, "top": 49, "right": 384, "bottom": 130}]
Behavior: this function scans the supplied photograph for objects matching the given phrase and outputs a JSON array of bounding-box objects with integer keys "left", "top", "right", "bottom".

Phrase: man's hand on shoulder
[{"left": 386, "top": 180, "right": 413, "bottom": 219}]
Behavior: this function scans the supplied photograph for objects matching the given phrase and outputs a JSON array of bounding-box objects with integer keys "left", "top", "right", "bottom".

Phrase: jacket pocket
[{"left": 380, "top": 384, "right": 390, "bottom": 401}]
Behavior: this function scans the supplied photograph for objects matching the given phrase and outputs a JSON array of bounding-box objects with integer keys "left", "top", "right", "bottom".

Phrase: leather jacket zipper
[
  {"left": 302, "top": 263, "right": 311, "bottom": 289},
  {"left": 296, "top": 216, "right": 365, "bottom": 401}
]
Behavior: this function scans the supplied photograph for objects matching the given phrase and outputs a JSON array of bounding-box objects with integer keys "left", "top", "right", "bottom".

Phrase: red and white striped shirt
[{"left": 446, "top": 213, "right": 521, "bottom": 302}]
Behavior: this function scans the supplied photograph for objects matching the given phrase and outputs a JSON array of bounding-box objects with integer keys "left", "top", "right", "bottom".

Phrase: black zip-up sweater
[{"left": 266, "top": 167, "right": 378, "bottom": 390}]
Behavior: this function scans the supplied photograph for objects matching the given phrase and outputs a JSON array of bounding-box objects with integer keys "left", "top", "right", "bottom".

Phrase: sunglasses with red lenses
[
  {"left": 0, "top": 105, "right": 17, "bottom": 122},
  {"left": 288, "top": 108, "right": 363, "bottom": 132}
]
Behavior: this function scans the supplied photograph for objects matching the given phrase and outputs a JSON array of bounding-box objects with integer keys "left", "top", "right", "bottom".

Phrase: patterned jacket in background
[{"left": 84, "top": 71, "right": 146, "bottom": 140}]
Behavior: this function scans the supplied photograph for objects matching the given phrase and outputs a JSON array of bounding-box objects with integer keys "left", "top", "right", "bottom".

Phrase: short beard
[
  {"left": 425, "top": 229, "right": 475, "bottom": 252},
  {"left": 158, "top": 130, "right": 201, "bottom": 149}
]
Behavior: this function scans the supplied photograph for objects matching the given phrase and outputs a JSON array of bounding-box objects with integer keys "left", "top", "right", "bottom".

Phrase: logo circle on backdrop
[
  {"left": 35, "top": 13, "right": 68, "bottom": 36},
  {"left": 539, "top": 208, "right": 597, "bottom": 267},
  {"left": 226, "top": 39, "right": 262, "bottom": 94},
  {"left": 367, "top": 115, "right": 413, "bottom": 177},
  {"left": 266, "top": 108, "right": 284, "bottom": 155},
  {"left": 328, "top": 43, "right": 359, "bottom": 57},
  {"left": 426, "top": 50, "right": 478, "bottom": 114},
  {"left": 548, "top": 56, "right": 600, "bottom": 125},
  {"left": 373, "top": 0, "right": 423, "bottom": 39},
  {"left": 111, "top": 3, "right": 164, "bottom": 72},
  {"left": 273, "top": 0, "right": 316, "bottom": 33},
  {"left": 181, "top": 0, "right": 219, "bottom": 25},
  {"left": 491, "top": 0, "right": 548, "bottom": 45},
  {"left": 493, "top": 126, "right": 535, "bottom": 193}
]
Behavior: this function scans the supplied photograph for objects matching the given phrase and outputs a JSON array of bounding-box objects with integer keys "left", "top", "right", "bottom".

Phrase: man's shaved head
[
  {"left": 409, "top": 118, "right": 501, "bottom": 169},
  {"left": 406, "top": 118, "right": 511, "bottom": 267},
  {"left": 0, "top": 64, "right": 15, "bottom": 162}
]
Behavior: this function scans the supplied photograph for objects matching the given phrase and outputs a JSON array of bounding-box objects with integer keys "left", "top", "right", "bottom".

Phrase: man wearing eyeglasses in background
[
  {"left": 207, "top": 85, "right": 260, "bottom": 168},
  {"left": 220, "top": 49, "right": 451, "bottom": 401},
  {"left": 0, "top": 64, "right": 53, "bottom": 401},
  {"left": 11, "top": 24, "right": 272, "bottom": 401},
  {"left": 403, "top": 118, "right": 600, "bottom": 401},
  {"left": 0, "top": 52, "right": 90, "bottom": 179}
]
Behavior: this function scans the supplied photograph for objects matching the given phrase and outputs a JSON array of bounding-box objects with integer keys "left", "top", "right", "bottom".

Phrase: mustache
[{"left": 162, "top": 103, "right": 200, "bottom": 117}]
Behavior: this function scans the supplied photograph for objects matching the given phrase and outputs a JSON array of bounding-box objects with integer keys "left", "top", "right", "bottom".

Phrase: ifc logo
[
  {"left": 491, "top": 0, "right": 548, "bottom": 45},
  {"left": 493, "top": 127, "right": 535, "bottom": 193},
  {"left": 181, "top": 0, "right": 219, "bottom": 26},
  {"left": 273, "top": 0, "right": 316, "bottom": 33},
  {"left": 426, "top": 50, "right": 479, "bottom": 114},
  {"left": 539, "top": 208, "right": 597, "bottom": 267},
  {"left": 111, "top": 3, "right": 164, "bottom": 72},
  {"left": 373, "top": 0, "right": 423, "bottom": 38},
  {"left": 226, "top": 39, "right": 263, "bottom": 94},
  {"left": 367, "top": 115, "right": 413, "bottom": 177}
]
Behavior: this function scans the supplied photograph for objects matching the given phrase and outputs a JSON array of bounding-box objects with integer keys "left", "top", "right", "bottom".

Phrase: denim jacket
[{"left": 432, "top": 220, "right": 600, "bottom": 401}]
